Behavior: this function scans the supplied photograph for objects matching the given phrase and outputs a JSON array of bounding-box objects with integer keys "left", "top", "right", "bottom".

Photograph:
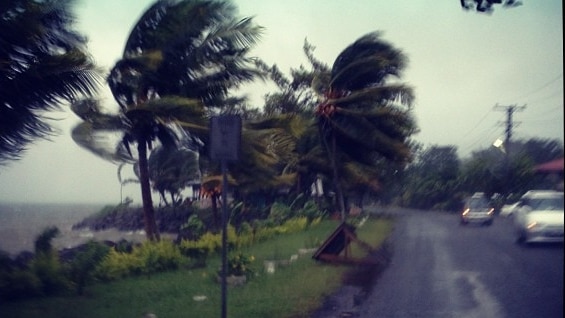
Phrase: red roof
[{"left": 534, "top": 158, "right": 564, "bottom": 172}]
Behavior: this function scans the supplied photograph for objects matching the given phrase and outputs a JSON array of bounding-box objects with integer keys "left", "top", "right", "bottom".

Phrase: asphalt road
[{"left": 355, "top": 211, "right": 564, "bottom": 318}]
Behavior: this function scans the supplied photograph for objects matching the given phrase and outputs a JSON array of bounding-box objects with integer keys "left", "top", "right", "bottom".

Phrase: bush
[
  {"left": 0, "top": 269, "right": 42, "bottom": 300},
  {"left": 30, "top": 251, "right": 71, "bottom": 295},
  {"left": 30, "top": 227, "right": 71, "bottom": 295},
  {"left": 226, "top": 251, "right": 255, "bottom": 277},
  {"left": 95, "top": 240, "right": 185, "bottom": 281},
  {"left": 296, "top": 200, "right": 327, "bottom": 222},
  {"left": 66, "top": 241, "right": 110, "bottom": 295},
  {"left": 179, "top": 214, "right": 206, "bottom": 240},
  {"left": 133, "top": 240, "right": 185, "bottom": 275},
  {"left": 95, "top": 248, "right": 139, "bottom": 281},
  {"left": 268, "top": 202, "right": 292, "bottom": 225}
]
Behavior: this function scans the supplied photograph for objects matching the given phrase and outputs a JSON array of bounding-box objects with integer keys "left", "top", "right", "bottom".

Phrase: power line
[
  {"left": 510, "top": 73, "right": 563, "bottom": 101},
  {"left": 459, "top": 109, "right": 493, "bottom": 143}
]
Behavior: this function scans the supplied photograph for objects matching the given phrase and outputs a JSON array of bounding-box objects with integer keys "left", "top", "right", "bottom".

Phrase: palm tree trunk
[
  {"left": 331, "top": 132, "right": 347, "bottom": 221},
  {"left": 319, "top": 121, "right": 346, "bottom": 221},
  {"left": 137, "top": 140, "right": 160, "bottom": 241},
  {"left": 211, "top": 192, "right": 220, "bottom": 230}
]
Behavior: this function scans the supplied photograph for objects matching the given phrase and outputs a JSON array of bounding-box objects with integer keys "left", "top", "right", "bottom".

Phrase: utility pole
[
  {"left": 494, "top": 104, "right": 526, "bottom": 197},
  {"left": 494, "top": 104, "right": 526, "bottom": 154}
]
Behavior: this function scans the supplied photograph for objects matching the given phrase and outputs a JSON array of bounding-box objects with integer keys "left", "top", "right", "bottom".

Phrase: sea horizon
[{"left": 0, "top": 202, "right": 150, "bottom": 257}]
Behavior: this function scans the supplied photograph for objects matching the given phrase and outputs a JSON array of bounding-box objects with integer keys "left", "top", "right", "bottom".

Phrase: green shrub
[
  {"left": 66, "top": 241, "right": 110, "bottom": 295},
  {"left": 0, "top": 269, "right": 42, "bottom": 300},
  {"left": 95, "top": 240, "right": 185, "bottom": 281},
  {"left": 179, "top": 214, "right": 206, "bottom": 240},
  {"left": 296, "top": 199, "right": 327, "bottom": 222},
  {"left": 226, "top": 251, "right": 255, "bottom": 277},
  {"left": 133, "top": 240, "right": 185, "bottom": 275},
  {"left": 30, "top": 251, "right": 70, "bottom": 295},
  {"left": 95, "top": 248, "right": 140, "bottom": 281},
  {"left": 268, "top": 202, "right": 292, "bottom": 225},
  {"left": 30, "top": 227, "right": 70, "bottom": 295}
]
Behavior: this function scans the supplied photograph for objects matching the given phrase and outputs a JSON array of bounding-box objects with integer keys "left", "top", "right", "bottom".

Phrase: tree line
[{"left": 1, "top": 0, "right": 559, "bottom": 242}]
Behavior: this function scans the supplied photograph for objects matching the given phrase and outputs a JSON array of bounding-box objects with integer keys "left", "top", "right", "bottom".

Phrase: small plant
[
  {"left": 226, "top": 251, "right": 255, "bottom": 277},
  {"left": 179, "top": 214, "right": 206, "bottom": 240},
  {"left": 67, "top": 241, "right": 110, "bottom": 295}
]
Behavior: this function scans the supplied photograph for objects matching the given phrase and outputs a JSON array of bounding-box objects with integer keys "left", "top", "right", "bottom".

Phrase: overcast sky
[{"left": 0, "top": 0, "right": 562, "bottom": 204}]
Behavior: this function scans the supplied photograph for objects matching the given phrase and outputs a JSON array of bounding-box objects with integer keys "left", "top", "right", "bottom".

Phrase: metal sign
[{"left": 210, "top": 115, "right": 241, "bottom": 162}]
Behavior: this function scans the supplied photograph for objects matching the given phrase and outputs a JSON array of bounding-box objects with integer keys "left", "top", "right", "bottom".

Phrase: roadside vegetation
[
  {"left": 0, "top": 0, "right": 561, "bottom": 316},
  {"left": 0, "top": 213, "right": 393, "bottom": 318}
]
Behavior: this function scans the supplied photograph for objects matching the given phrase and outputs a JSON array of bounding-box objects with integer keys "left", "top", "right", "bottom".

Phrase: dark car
[{"left": 460, "top": 193, "right": 494, "bottom": 226}]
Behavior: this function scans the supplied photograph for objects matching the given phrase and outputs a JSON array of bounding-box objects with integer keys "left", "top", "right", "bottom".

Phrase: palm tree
[
  {"left": 147, "top": 146, "right": 201, "bottom": 206},
  {"left": 311, "top": 32, "right": 417, "bottom": 220},
  {"left": 71, "top": 0, "right": 263, "bottom": 241},
  {"left": 0, "top": 0, "right": 101, "bottom": 164}
]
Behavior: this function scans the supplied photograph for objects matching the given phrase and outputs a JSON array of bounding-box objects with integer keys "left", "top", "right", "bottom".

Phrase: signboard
[{"left": 210, "top": 115, "right": 241, "bottom": 162}]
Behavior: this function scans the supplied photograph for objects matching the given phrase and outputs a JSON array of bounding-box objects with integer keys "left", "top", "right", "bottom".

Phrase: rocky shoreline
[
  {"left": 3, "top": 205, "right": 191, "bottom": 264},
  {"left": 72, "top": 206, "right": 193, "bottom": 234}
]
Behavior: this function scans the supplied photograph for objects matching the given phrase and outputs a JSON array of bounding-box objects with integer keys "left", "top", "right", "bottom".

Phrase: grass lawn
[{"left": 0, "top": 217, "right": 393, "bottom": 318}]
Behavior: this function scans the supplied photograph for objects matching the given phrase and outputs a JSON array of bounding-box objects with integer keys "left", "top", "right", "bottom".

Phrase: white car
[
  {"left": 500, "top": 202, "right": 519, "bottom": 217},
  {"left": 513, "top": 190, "right": 564, "bottom": 244}
]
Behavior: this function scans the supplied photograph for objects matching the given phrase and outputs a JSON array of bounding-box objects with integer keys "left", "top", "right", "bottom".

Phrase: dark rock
[{"left": 73, "top": 206, "right": 194, "bottom": 234}]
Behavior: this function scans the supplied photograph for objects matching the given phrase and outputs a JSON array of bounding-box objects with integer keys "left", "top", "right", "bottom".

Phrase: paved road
[{"left": 355, "top": 211, "right": 563, "bottom": 318}]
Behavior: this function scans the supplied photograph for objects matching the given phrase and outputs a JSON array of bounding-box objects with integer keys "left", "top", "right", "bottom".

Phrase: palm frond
[
  {"left": 331, "top": 84, "right": 414, "bottom": 109},
  {"left": 71, "top": 122, "right": 134, "bottom": 163},
  {"left": 330, "top": 32, "right": 406, "bottom": 89},
  {"left": 0, "top": 0, "right": 102, "bottom": 163}
]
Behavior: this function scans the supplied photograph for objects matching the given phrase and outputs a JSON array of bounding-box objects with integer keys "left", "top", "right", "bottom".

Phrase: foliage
[
  {"left": 34, "top": 226, "right": 61, "bottom": 255},
  {"left": 296, "top": 199, "right": 328, "bottom": 222},
  {"left": 310, "top": 32, "right": 417, "bottom": 218},
  {"left": 70, "top": 0, "right": 264, "bottom": 241},
  {"left": 148, "top": 146, "right": 201, "bottom": 206},
  {"left": 95, "top": 240, "right": 185, "bottom": 281},
  {"left": 94, "top": 248, "right": 139, "bottom": 281},
  {"left": 226, "top": 251, "right": 255, "bottom": 277},
  {"left": 0, "top": 0, "right": 101, "bottom": 163},
  {"left": 30, "top": 232, "right": 71, "bottom": 296},
  {"left": 179, "top": 214, "right": 206, "bottom": 240},
  {"left": 0, "top": 219, "right": 392, "bottom": 317},
  {"left": 66, "top": 241, "right": 110, "bottom": 295},
  {"left": 268, "top": 201, "right": 292, "bottom": 225},
  {"left": 0, "top": 227, "right": 70, "bottom": 299},
  {"left": 178, "top": 216, "right": 312, "bottom": 267},
  {"left": 402, "top": 146, "right": 461, "bottom": 210},
  {"left": 0, "top": 268, "right": 43, "bottom": 300},
  {"left": 395, "top": 138, "right": 563, "bottom": 211}
]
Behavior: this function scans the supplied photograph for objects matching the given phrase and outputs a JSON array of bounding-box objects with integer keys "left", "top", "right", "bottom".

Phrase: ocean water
[{"left": 0, "top": 202, "right": 150, "bottom": 256}]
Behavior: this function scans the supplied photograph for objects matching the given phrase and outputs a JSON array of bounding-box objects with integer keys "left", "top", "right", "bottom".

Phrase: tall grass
[{"left": 0, "top": 218, "right": 392, "bottom": 318}]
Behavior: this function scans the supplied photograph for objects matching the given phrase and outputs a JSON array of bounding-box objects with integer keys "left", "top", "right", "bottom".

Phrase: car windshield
[
  {"left": 468, "top": 198, "right": 490, "bottom": 209},
  {"left": 527, "top": 197, "right": 564, "bottom": 211}
]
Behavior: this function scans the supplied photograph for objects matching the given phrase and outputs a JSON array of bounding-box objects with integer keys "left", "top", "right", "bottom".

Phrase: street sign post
[{"left": 210, "top": 115, "right": 241, "bottom": 318}]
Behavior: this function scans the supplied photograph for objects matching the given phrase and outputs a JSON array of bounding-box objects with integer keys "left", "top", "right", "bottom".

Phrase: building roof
[{"left": 534, "top": 158, "right": 564, "bottom": 172}]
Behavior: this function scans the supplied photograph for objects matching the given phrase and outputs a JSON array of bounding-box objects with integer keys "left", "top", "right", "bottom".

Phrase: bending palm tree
[
  {"left": 312, "top": 32, "right": 417, "bottom": 220},
  {"left": 72, "top": 0, "right": 263, "bottom": 240},
  {"left": 0, "top": 0, "right": 101, "bottom": 164}
]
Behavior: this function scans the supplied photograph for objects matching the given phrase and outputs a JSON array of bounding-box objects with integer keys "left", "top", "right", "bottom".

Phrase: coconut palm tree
[
  {"left": 311, "top": 32, "right": 417, "bottom": 219},
  {"left": 0, "top": 0, "right": 101, "bottom": 164},
  {"left": 147, "top": 145, "right": 201, "bottom": 206},
  {"left": 71, "top": 0, "right": 263, "bottom": 241}
]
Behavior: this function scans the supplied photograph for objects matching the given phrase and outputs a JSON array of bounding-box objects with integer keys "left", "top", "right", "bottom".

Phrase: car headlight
[
  {"left": 462, "top": 208, "right": 469, "bottom": 216},
  {"left": 527, "top": 221, "right": 544, "bottom": 230},
  {"left": 488, "top": 208, "right": 494, "bottom": 215}
]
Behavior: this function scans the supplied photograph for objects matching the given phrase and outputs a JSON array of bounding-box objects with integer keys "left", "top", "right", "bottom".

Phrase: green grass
[{"left": 0, "top": 218, "right": 392, "bottom": 318}]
